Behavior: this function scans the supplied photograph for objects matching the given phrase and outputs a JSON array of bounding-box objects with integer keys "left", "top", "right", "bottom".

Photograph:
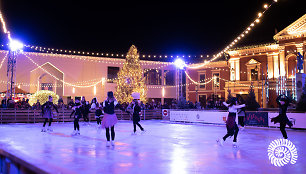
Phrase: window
[
  {"left": 212, "top": 73, "right": 220, "bottom": 88},
  {"left": 164, "top": 70, "right": 175, "bottom": 86},
  {"left": 199, "top": 74, "right": 206, "bottom": 88},
  {"left": 144, "top": 69, "right": 162, "bottom": 85},
  {"left": 230, "top": 68, "right": 235, "bottom": 81},
  {"left": 107, "top": 67, "right": 120, "bottom": 83},
  {"left": 251, "top": 69, "right": 258, "bottom": 81},
  {"left": 41, "top": 83, "right": 53, "bottom": 91}
]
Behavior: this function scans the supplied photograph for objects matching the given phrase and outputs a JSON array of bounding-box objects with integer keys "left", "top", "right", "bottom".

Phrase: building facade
[
  {"left": 187, "top": 14, "right": 306, "bottom": 108},
  {"left": 0, "top": 50, "right": 178, "bottom": 104}
]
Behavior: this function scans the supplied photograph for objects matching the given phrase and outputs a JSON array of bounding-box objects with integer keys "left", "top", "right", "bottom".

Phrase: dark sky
[{"left": 0, "top": 0, "right": 305, "bottom": 59}]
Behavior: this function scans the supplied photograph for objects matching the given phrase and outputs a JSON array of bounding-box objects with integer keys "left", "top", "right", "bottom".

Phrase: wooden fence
[{"left": 0, "top": 109, "right": 162, "bottom": 124}]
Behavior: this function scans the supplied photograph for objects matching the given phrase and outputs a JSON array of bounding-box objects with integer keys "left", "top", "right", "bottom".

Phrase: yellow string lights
[
  {"left": 24, "top": 53, "right": 103, "bottom": 88},
  {"left": 186, "top": 0, "right": 278, "bottom": 69},
  {"left": 22, "top": 44, "right": 211, "bottom": 60},
  {"left": 0, "top": 52, "right": 8, "bottom": 70},
  {"left": 0, "top": 11, "right": 11, "bottom": 41}
]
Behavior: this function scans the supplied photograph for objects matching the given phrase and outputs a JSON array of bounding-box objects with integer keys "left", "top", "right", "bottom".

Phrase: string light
[
  {"left": 186, "top": 1, "right": 278, "bottom": 69},
  {"left": 0, "top": 52, "right": 8, "bottom": 70},
  {"left": 24, "top": 44, "right": 211, "bottom": 60},
  {"left": 0, "top": 11, "right": 12, "bottom": 41},
  {"left": 24, "top": 53, "right": 104, "bottom": 88}
]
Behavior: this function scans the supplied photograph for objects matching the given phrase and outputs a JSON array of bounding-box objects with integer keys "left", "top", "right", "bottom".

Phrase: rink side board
[{"left": 170, "top": 110, "right": 306, "bottom": 129}]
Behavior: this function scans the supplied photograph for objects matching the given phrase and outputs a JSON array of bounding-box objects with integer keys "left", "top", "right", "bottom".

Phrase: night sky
[{"left": 0, "top": 0, "right": 305, "bottom": 60}]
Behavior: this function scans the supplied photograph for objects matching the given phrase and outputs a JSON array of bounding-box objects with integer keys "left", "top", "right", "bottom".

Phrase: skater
[
  {"left": 130, "top": 92, "right": 145, "bottom": 135},
  {"left": 91, "top": 98, "right": 103, "bottom": 127},
  {"left": 41, "top": 96, "right": 59, "bottom": 132},
  {"left": 70, "top": 99, "right": 83, "bottom": 135},
  {"left": 271, "top": 95, "right": 293, "bottom": 139},
  {"left": 102, "top": 91, "right": 119, "bottom": 147},
  {"left": 217, "top": 97, "right": 245, "bottom": 147},
  {"left": 237, "top": 96, "right": 246, "bottom": 129},
  {"left": 81, "top": 96, "right": 90, "bottom": 123}
]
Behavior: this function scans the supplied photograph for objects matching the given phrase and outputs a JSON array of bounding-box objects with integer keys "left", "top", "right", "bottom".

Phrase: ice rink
[{"left": 1, "top": 120, "right": 305, "bottom": 174}]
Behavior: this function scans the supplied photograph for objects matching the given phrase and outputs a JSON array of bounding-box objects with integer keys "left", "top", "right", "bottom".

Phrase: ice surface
[{"left": 1, "top": 120, "right": 305, "bottom": 173}]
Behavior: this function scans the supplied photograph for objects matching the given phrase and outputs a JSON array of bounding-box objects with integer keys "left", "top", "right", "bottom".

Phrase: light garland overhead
[
  {"left": 0, "top": 52, "right": 8, "bottom": 70},
  {"left": 0, "top": 11, "right": 11, "bottom": 41},
  {"left": 22, "top": 44, "right": 211, "bottom": 60},
  {"left": 24, "top": 53, "right": 104, "bottom": 88},
  {"left": 187, "top": 0, "right": 278, "bottom": 69}
]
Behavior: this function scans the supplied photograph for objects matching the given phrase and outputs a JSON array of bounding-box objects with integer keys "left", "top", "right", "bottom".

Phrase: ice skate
[
  {"left": 141, "top": 129, "right": 146, "bottom": 134},
  {"left": 47, "top": 126, "right": 53, "bottom": 132},
  {"left": 216, "top": 138, "right": 224, "bottom": 146},
  {"left": 111, "top": 140, "right": 115, "bottom": 146},
  {"left": 232, "top": 142, "right": 238, "bottom": 148},
  {"left": 71, "top": 130, "right": 77, "bottom": 136},
  {"left": 131, "top": 132, "right": 137, "bottom": 135},
  {"left": 106, "top": 141, "right": 111, "bottom": 147},
  {"left": 41, "top": 127, "right": 46, "bottom": 132},
  {"left": 77, "top": 130, "right": 80, "bottom": 135}
]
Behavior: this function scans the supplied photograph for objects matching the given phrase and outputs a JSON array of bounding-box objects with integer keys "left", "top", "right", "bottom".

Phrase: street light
[
  {"left": 7, "top": 39, "right": 23, "bottom": 100},
  {"left": 174, "top": 58, "right": 186, "bottom": 70},
  {"left": 9, "top": 40, "right": 23, "bottom": 51},
  {"left": 174, "top": 58, "right": 186, "bottom": 101}
]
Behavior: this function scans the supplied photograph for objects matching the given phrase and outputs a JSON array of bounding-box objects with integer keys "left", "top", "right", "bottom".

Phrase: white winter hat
[{"left": 131, "top": 92, "right": 140, "bottom": 100}]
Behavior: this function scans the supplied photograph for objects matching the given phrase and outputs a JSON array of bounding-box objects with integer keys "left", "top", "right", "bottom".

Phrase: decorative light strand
[
  {"left": 23, "top": 44, "right": 211, "bottom": 60},
  {"left": 0, "top": 11, "right": 12, "bottom": 41},
  {"left": 187, "top": 0, "right": 278, "bottom": 69},
  {"left": 185, "top": 71, "right": 213, "bottom": 85},
  {"left": 0, "top": 53, "right": 8, "bottom": 70},
  {"left": 24, "top": 53, "right": 103, "bottom": 88}
]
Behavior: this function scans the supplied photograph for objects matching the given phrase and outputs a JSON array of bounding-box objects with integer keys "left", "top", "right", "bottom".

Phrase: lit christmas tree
[{"left": 114, "top": 45, "right": 147, "bottom": 103}]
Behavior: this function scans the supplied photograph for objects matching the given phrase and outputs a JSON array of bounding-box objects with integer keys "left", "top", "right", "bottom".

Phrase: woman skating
[
  {"left": 70, "top": 99, "right": 83, "bottom": 135},
  {"left": 217, "top": 97, "right": 245, "bottom": 148},
  {"left": 130, "top": 92, "right": 145, "bottom": 135},
  {"left": 90, "top": 98, "right": 103, "bottom": 128},
  {"left": 271, "top": 94, "right": 293, "bottom": 139},
  {"left": 237, "top": 96, "right": 246, "bottom": 130},
  {"left": 41, "top": 96, "right": 59, "bottom": 132},
  {"left": 102, "top": 91, "right": 118, "bottom": 147}
]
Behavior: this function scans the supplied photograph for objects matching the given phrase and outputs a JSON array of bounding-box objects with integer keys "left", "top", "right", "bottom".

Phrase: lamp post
[
  {"left": 174, "top": 58, "right": 186, "bottom": 101},
  {"left": 6, "top": 40, "right": 23, "bottom": 100}
]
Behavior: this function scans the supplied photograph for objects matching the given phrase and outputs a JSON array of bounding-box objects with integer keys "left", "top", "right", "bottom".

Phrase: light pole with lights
[
  {"left": 174, "top": 58, "right": 186, "bottom": 101},
  {"left": 6, "top": 40, "right": 23, "bottom": 99}
]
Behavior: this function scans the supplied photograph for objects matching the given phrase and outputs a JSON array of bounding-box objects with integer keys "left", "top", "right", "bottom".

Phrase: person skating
[
  {"left": 271, "top": 94, "right": 293, "bottom": 139},
  {"left": 81, "top": 96, "right": 90, "bottom": 124},
  {"left": 130, "top": 92, "right": 145, "bottom": 135},
  {"left": 102, "top": 91, "right": 119, "bottom": 147},
  {"left": 217, "top": 97, "right": 245, "bottom": 148},
  {"left": 90, "top": 98, "right": 103, "bottom": 128},
  {"left": 237, "top": 96, "right": 246, "bottom": 130},
  {"left": 41, "top": 96, "right": 59, "bottom": 132},
  {"left": 70, "top": 99, "right": 83, "bottom": 135}
]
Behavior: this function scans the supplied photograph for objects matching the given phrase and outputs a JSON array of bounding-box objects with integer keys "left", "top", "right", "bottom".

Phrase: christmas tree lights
[{"left": 114, "top": 45, "right": 147, "bottom": 103}]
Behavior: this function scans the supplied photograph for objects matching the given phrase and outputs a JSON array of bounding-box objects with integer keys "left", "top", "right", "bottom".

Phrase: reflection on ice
[{"left": 0, "top": 121, "right": 305, "bottom": 173}]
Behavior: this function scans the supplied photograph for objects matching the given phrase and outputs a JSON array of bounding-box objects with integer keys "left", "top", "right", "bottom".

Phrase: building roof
[{"left": 274, "top": 14, "right": 306, "bottom": 40}]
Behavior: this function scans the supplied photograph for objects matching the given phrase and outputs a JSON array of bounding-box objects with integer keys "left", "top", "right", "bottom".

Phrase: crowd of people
[{"left": 0, "top": 96, "right": 230, "bottom": 111}]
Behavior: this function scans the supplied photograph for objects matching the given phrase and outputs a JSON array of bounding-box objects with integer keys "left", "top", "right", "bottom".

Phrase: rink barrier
[
  {"left": 0, "top": 148, "right": 48, "bottom": 174},
  {"left": 0, "top": 109, "right": 162, "bottom": 123},
  {"left": 169, "top": 110, "right": 306, "bottom": 129}
]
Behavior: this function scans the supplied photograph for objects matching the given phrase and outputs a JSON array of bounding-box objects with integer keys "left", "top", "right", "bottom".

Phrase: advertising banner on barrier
[
  {"left": 170, "top": 110, "right": 306, "bottom": 129},
  {"left": 170, "top": 110, "right": 228, "bottom": 124},
  {"left": 245, "top": 112, "right": 269, "bottom": 127}
]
